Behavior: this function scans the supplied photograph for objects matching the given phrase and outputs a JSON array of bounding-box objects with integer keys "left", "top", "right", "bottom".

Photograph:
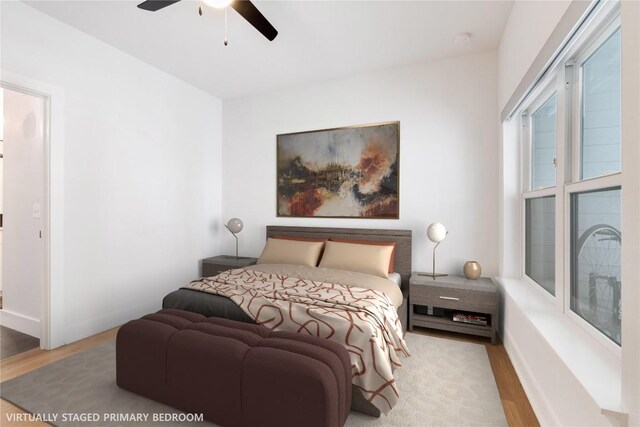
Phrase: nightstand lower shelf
[{"left": 411, "top": 313, "right": 493, "bottom": 339}]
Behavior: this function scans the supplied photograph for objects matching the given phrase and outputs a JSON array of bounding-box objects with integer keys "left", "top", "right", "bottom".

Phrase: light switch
[{"left": 32, "top": 203, "right": 41, "bottom": 219}]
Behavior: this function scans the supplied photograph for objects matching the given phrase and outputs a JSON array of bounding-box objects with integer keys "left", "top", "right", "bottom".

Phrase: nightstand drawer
[{"left": 411, "top": 286, "right": 497, "bottom": 313}]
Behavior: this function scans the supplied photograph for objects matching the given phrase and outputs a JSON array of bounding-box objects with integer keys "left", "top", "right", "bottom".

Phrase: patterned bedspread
[{"left": 182, "top": 268, "right": 410, "bottom": 414}]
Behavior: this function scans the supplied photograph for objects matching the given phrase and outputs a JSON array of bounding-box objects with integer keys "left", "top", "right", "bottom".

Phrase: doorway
[{"left": 0, "top": 84, "right": 47, "bottom": 356}]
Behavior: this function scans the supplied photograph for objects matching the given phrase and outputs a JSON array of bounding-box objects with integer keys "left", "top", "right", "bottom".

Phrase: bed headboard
[{"left": 266, "top": 226, "right": 412, "bottom": 292}]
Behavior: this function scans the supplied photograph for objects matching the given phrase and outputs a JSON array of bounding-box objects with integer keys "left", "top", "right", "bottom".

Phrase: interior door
[{"left": 1, "top": 87, "right": 45, "bottom": 337}]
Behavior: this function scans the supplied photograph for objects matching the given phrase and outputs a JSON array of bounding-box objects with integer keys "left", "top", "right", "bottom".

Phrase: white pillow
[
  {"left": 257, "top": 238, "right": 325, "bottom": 267},
  {"left": 318, "top": 241, "right": 394, "bottom": 278}
]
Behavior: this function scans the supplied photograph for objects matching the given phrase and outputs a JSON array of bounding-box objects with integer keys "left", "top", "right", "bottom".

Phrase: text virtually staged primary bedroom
[{"left": 0, "top": 0, "right": 639, "bottom": 426}]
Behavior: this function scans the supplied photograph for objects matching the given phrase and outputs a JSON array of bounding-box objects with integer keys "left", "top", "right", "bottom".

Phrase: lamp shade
[
  {"left": 226, "top": 218, "right": 243, "bottom": 234},
  {"left": 427, "top": 223, "right": 447, "bottom": 243}
]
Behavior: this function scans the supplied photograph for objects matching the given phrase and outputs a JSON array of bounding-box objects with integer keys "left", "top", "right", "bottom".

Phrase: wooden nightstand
[
  {"left": 409, "top": 273, "right": 499, "bottom": 344},
  {"left": 201, "top": 256, "right": 258, "bottom": 277}
]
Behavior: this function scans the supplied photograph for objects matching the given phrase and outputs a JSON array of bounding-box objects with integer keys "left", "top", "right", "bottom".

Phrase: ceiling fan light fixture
[
  {"left": 137, "top": 0, "right": 277, "bottom": 41},
  {"left": 202, "top": 0, "right": 232, "bottom": 9}
]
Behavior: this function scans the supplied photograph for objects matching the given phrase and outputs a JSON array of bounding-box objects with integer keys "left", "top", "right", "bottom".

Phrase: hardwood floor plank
[{"left": 502, "top": 400, "right": 527, "bottom": 427}]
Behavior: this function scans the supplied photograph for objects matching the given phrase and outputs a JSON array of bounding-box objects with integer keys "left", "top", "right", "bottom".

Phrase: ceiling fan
[{"left": 137, "top": 0, "right": 278, "bottom": 42}]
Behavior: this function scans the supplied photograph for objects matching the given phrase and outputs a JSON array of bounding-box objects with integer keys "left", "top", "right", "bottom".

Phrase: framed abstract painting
[{"left": 277, "top": 121, "right": 399, "bottom": 218}]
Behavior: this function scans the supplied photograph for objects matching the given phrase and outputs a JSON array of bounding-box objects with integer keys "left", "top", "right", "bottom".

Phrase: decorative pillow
[
  {"left": 257, "top": 238, "right": 325, "bottom": 267},
  {"left": 329, "top": 238, "right": 396, "bottom": 273},
  {"left": 318, "top": 241, "right": 394, "bottom": 278}
]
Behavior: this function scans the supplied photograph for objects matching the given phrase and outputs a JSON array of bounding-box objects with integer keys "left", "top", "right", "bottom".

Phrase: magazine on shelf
[{"left": 452, "top": 312, "right": 488, "bottom": 326}]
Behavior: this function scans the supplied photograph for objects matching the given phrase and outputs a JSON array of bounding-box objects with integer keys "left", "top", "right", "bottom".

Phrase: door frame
[{"left": 1, "top": 71, "right": 65, "bottom": 349}]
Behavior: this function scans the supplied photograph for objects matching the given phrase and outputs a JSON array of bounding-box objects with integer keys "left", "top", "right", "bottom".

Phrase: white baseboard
[
  {"left": 0, "top": 309, "right": 41, "bottom": 339},
  {"left": 502, "top": 328, "right": 560, "bottom": 426}
]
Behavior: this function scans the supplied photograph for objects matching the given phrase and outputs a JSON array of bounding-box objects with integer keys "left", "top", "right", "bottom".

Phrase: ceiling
[{"left": 25, "top": 0, "right": 514, "bottom": 99}]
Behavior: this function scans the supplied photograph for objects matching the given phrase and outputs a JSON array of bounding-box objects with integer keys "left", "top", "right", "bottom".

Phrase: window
[
  {"left": 525, "top": 196, "right": 555, "bottom": 295},
  {"left": 570, "top": 188, "right": 621, "bottom": 344},
  {"left": 531, "top": 94, "right": 557, "bottom": 190},
  {"left": 520, "top": 6, "right": 622, "bottom": 349},
  {"left": 523, "top": 89, "right": 558, "bottom": 295},
  {"left": 580, "top": 29, "right": 621, "bottom": 179}
]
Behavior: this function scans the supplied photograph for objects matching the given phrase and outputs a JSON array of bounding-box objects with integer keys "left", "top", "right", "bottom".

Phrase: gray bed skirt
[{"left": 162, "top": 288, "right": 253, "bottom": 322}]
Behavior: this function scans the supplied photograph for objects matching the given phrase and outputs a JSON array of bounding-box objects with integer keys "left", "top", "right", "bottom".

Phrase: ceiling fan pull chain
[{"left": 224, "top": 7, "right": 229, "bottom": 46}]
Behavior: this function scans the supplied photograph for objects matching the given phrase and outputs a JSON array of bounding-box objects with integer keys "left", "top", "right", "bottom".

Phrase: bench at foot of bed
[{"left": 116, "top": 309, "right": 352, "bottom": 427}]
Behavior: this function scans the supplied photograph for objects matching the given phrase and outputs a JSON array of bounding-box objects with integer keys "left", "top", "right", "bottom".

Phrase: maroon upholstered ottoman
[{"left": 116, "top": 309, "right": 352, "bottom": 427}]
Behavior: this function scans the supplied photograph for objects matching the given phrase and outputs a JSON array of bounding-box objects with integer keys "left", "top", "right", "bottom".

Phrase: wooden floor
[{"left": 0, "top": 326, "right": 538, "bottom": 427}]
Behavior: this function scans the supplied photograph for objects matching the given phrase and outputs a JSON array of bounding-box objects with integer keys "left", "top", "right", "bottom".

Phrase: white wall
[
  {"left": 619, "top": 1, "right": 640, "bottom": 424},
  {"left": 221, "top": 51, "right": 499, "bottom": 276},
  {"left": 1, "top": 88, "right": 46, "bottom": 337},
  {"left": 1, "top": 1, "right": 223, "bottom": 346},
  {"left": 498, "top": 0, "right": 571, "bottom": 111}
]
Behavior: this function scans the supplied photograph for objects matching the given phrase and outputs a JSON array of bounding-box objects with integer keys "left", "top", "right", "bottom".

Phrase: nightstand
[
  {"left": 201, "top": 255, "right": 258, "bottom": 277},
  {"left": 409, "top": 273, "right": 499, "bottom": 344}
]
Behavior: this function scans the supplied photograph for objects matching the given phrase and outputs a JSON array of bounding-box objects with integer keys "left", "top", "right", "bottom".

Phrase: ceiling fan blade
[
  {"left": 230, "top": 0, "right": 278, "bottom": 41},
  {"left": 137, "top": 0, "right": 181, "bottom": 12}
]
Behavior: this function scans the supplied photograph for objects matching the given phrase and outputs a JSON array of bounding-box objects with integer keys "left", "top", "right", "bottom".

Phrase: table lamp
[
  {"left": 224, "top": 218, "right": 243, "bottom": 259},
  {"left": 420, "top": 222, "right": 448, "bottom": 278}
]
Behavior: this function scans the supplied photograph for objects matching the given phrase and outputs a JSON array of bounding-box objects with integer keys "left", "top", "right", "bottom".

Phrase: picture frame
[{"left": 276, "top": 121, "right": 400, "bottom": 219}]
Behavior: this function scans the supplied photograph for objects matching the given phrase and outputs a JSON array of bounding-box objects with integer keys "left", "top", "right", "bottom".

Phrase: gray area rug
[
  {"left": 1, "top": 326, "right": 40, "bottom": 359},
  {"left": 1, "top": 333, "right": 507, "bottom": 426}
]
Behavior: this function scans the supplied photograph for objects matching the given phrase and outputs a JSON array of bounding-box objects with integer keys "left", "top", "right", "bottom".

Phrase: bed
[
  {"left": 162, "top": 225, "right": 412, "bottom": 417},
  {"left": 165, "top": 226, "right": 411, "bottom": 329}
]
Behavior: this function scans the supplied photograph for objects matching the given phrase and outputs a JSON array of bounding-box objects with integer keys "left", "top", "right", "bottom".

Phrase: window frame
[
  {"left": 521, "top": 71, "right": 566, "bottom": 306},
  {"left": 518, "top": 1, "right": 622, "bottom": 357},
  {"left": 565, "top": 10, "right": 622, "bottom": 355}
]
